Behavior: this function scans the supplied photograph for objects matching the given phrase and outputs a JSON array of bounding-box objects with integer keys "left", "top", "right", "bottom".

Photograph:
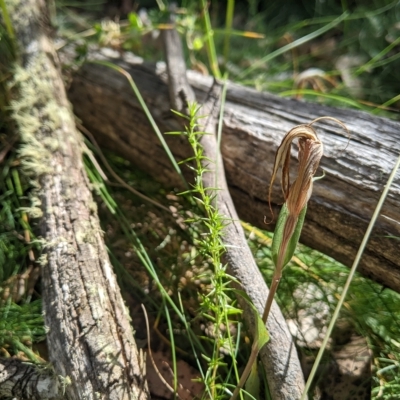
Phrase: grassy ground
[{"left": 1, "top": 0, "right": 400, "bottom": 399}]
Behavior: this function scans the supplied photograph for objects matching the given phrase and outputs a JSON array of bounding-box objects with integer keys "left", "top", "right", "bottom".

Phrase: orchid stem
[
  {"left": 230, "top": 268, "right": 282, "bottom": 400},
  {"left": 262, "top": 269, "right": 282, "bottom": 323},
  {"left": 231, "top": 340, "right": 259, "bottom": 400}
]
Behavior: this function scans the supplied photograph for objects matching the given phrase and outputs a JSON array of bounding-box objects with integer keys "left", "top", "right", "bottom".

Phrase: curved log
[
  {"left": 68, "top": 49, "right": 400, "bottom": 293},
  {"left": 7, "top": 2, "right": 149, "bottom": 399}
]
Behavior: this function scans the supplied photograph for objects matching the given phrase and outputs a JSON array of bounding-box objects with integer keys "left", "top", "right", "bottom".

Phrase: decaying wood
[
  {"left": 68, "top": 49, "right": 400, "bottom": 293},
  {"left": 161, "top": 26, "right": 305, "bottom": 399},
  {"left": 0, "top": 358, "right": 61, "bottom": 399},
  {"left": 7, "top": 1, "right": 149, "bottom": 399}
]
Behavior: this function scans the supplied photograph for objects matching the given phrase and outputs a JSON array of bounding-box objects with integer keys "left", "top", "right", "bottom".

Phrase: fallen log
[
  {"left": 68, "top": 49, "right": 400, "bottom": 293},
  {"left": 0, "top": 358, "right": 61, "bottom": 400},
  {"left": 6, "top": 2, "right": 149, "bottom": 399}
]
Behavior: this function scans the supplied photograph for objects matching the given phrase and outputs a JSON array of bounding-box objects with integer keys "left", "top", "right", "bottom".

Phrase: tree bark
[
  {"left": 68, "top": 49, "right": 400, "bottom": 293},
  {"left": 6, "top": 1, "right": 149, "bottom": 399},
  {"left": 0, "top": 358, "right": 62, "bottom": 399},
  {"left": 161, "top": 26, "right": 305, "bottom": 399}
]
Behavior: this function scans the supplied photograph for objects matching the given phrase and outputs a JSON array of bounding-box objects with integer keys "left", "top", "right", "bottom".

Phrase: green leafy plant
[
  {"left": 0, "top": 153, "right": 45, "bottom": 363},
  {"left": 82, "top": 94, "right": 248, "bottom": 398},
  {"left": 168, "top": 102, "right": 245, "bottom": 397},
  {"left": 3, "top": 1, "right": 400, "bottom": 398},
  {"left": 0, "top": 300, "right": 45, "bottom": 362}
]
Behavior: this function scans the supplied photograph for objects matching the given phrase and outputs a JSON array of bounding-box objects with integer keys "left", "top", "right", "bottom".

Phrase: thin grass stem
[
  {"left": 163, "top": 301, "right": 178, "bottom": 394},
  {"left": 223, "top": 0, "right": 234, "bottom": 66},
  {"left": 200, "top": 0, "right": 221, "bottom": 78},
  {"left": 215, "top": 74, "right": 228, "bottom": 196}
]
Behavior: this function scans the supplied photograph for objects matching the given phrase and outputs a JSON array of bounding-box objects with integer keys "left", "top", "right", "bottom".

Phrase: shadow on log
[{"left": 68, "top": 49, "right": 400, "bottom": 293}]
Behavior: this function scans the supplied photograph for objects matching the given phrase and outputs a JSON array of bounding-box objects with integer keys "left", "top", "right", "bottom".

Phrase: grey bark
[
  {"left": 161, "top": 27, "right": 305, "bottom": 399},
  {"left": 6, "top": 1, "right": 149, "bottom": 399},
  {"left": 68, "top": 49, "right": 400, "bottom": 293},
  {"left": 0, "top": 358, "right": 61, "bottom": 400}
]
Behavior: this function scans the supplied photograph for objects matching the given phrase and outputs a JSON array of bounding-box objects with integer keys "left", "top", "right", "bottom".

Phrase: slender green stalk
[
  {"left": 223, "top": 0, "right": 235, "bottom": 66},
  {"left": 171, "top": 102, "right": 243, "bottom": 398},
  {"left": 300, "top": 150, "right": 400, "bottom": 400},
  {"left": 215, "top": 74, "right": 228, "bottom": 195},
  {"left": 200, "top": 0, "right": 221, "bottom": 78},
  {"left": 163, "top": 301, "right": 178, "bottom": 393},
  {"left": 11, "top": 169, "right": 23, "bottom": 197}
]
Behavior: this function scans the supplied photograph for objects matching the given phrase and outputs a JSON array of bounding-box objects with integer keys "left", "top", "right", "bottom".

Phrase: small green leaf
[
  {"left": 128, "top": 12, "right": 143, "bottom": 30},
  {"left": 244, "top": 361, "right": 260, "bottom": 400},
  {"left": 255, "top": 308, "right": 270, "bottom": 350},
  {"left": 271, "top": 203, "right": 307, "bottom": 268}
]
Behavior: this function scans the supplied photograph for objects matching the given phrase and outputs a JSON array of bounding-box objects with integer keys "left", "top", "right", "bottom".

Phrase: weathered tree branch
[
  {"left": 68, "top": 49, "right": 400, "bottom": 293},
  {"left": 161, "top": 26, "right": 305, "bottom": 399},
  {"left": 6, "top": 1, "right": 149, "bottom": 399}
]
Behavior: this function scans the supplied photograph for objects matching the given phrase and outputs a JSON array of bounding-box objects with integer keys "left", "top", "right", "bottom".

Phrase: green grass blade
[
  {"left": 0, "top": 0, "right": 15, "bottom": 41},
  {"left": 90, "top": 60, "right": 188, "bottom": 190},
  {"left": 223, "top": 0, "right": 235, "bottom": 66},
  {"left": 200, "top": 0, "right": 221, "bottom": 78},
  {"left": 163, "top": 301, "right": 178, "bottom": 393},
  {"left": 278, "top": 89, "right": 368, "bottom": 110},
  {"left": 238, "top": 12, "right": 349, "bottom": 79},
  {"left": 355, "top": 36, "right": 400, "bottom": 76},
  {"left": 372, "top": 94, "right": 400, "bottom": 115}
]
